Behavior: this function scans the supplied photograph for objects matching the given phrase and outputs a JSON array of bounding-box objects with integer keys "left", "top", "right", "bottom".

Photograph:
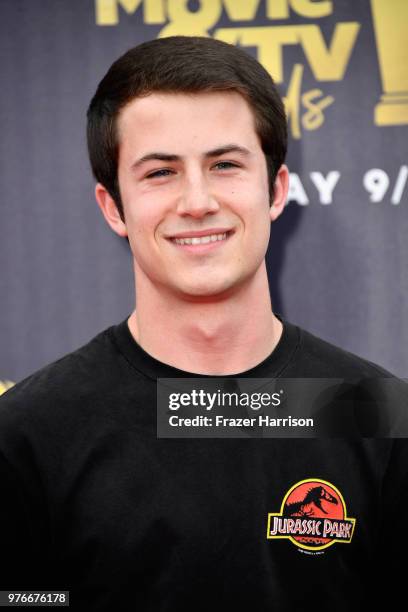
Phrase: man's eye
[
  {"left": 213, "top": 161, "right": 238, "bottom": 170},
  {"left": 146, "top": 169, "right": 173, "bottom": 179}
]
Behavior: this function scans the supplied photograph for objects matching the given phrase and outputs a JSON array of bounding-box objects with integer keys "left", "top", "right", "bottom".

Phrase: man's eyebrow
[
  {"left": 204, "top": 144, "right": 251, "bottom": 158},
  {"left": 131, "top": 144, "right": 251, "bottom": 169}
]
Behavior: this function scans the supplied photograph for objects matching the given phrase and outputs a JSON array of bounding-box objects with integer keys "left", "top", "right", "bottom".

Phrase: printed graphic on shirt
[{"left": 267, "top": 478, "right": 356, "bottom": 551}]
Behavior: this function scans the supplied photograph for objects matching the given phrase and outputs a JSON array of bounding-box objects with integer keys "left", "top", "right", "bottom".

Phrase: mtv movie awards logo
[
  {"left": 95, "top": 0, "right": 408, "bottom": 138},
  {"left": 267, "top": 478, "right": 356, "bottom": 552}
]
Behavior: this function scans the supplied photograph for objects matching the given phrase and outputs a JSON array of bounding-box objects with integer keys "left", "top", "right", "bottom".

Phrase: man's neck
[{"left": 127, "top": 264, "right": 282, "bottom": 375}]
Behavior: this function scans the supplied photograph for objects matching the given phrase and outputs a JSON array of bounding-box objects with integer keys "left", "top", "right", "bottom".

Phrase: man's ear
[
  {"left": 95, "top": 183, "right": 128, "bottom": 238},
  {"left": 269, "top": 164, "right": 289, "bottom": 222}
]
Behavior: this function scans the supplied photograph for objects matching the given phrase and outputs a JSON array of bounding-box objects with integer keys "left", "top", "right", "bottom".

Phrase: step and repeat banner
[{"left": 0, "top": 0, "right": 407, "bottom": 387}]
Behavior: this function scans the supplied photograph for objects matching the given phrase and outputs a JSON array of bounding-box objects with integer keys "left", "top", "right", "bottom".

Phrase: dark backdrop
[{"left": 0, "top": 0, "right": 407, "bottom": 384}]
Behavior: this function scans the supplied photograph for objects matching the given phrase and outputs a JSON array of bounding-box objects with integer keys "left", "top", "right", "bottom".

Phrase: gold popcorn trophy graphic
[{"left": 370, "top": 0, "right": 408, "bottom": 125}]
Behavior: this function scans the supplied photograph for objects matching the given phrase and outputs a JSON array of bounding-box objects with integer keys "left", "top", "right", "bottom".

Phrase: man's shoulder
[
  {"left": 0, "top": 324, "right": 128, "bottom": 419},
  {"left": 289, "top": 322, "right": 395, "bottom": 378}
]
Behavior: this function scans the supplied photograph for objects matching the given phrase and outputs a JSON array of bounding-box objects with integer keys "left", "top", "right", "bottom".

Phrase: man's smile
[
  {"left": 166, "top": 228, "right": 235, "bottom": 251},
  {"left": 174, "top": 233, "right": 227, "bottom": 245}
]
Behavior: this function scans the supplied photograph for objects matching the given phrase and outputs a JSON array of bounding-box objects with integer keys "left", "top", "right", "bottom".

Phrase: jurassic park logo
[{"left": 267, "top": 478, "right": 356, "bottom": 552}]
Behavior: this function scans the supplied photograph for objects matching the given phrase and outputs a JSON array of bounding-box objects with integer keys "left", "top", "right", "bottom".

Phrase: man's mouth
[
  {"left": 173, "top": 232, "right": 228, "bottom": 245},
  {"left": 167, "top": 228, "right": 234, "bottom": 247}
]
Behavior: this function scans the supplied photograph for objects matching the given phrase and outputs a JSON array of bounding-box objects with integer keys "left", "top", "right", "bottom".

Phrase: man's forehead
[
  {"left": 118, "top": 90, "right": 256, "bottom": 130},
  {"left": 117, "top": 90, "right": 260, "bottom": 153}
]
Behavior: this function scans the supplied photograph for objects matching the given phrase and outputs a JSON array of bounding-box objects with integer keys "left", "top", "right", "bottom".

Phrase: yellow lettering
[
  {"left": 300, "top": 23, "right": 360, "bottom": 80},
  {"left": 283, "top": 63, "right": 334, "bottom": 138},
  {"left": 95, "top": 0, "right": 165, "bottom": 25},
  {"left": 216, "top": 23, "right": 359, "bottom": 83},
  {"left": 144, "top": 0, "right": 166, "bottom": 23},
  {"left": 290, "top": 0, "right": 332, "bottom": 18},
  {"left": 223, "top": 0, "right": 261, "bottom": 21},
  {"left": 282, "top": 63, "right": 303, "bottom": 139},
  {"left": 266, "top": 0, "right": 290, "bottom": 19},
  {"left": 159, "top": 0, "right": 221, "bottom": 37},
  {"left": 267, "top": 0, "right": 332, "bottom": 19},
  {"left": 215, "top": 26, "right": 299, "bottom": 83},
  {"left": 95, "top": 0, "right": 334, "bottom": 26},
  {"left": 302, "top": 89, "right": 334, "bottom": 130}
]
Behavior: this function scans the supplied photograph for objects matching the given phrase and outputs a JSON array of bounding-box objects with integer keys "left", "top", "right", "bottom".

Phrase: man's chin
[{"left": 173, "top": 279, "right": 243, "bottom": 302}]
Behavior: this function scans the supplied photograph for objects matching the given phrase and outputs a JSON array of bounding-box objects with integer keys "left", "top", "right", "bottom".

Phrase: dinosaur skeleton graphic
[{"left": 283, "top": 486, "right": 338, "bottom": 517}]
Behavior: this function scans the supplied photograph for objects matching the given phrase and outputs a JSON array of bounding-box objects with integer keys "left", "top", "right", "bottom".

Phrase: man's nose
[{"left": 176, "top": 172, "right": 220, "bottom": 218}]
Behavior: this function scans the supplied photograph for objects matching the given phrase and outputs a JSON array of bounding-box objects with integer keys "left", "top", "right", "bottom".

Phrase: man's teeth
[{"left": 174, "top": 233, "right": 227, "bottom": 245}]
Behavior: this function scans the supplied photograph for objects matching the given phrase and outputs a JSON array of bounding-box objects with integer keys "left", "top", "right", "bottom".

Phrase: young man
[{"left": 0, "top": 37, "right": 405, "bottom": 610}]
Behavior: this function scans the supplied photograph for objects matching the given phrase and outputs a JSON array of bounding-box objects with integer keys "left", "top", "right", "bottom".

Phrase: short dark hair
[{"left": 87, "top": 36, "right": 287, "bottom": 220}]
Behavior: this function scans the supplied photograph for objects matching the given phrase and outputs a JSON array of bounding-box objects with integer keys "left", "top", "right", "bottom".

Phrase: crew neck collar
[{"left": 110, "top": 313, "right": 300, "bottom": 381}]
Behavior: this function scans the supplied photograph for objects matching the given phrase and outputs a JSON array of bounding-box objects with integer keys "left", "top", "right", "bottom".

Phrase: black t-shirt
[{"left": 0, "top": 317, "right": 406, "bottom": 611}]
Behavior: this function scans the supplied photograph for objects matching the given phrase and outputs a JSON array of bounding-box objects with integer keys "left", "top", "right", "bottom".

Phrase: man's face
[{"left": 101, "top": 91, "right": 287, "bottom": 299}]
